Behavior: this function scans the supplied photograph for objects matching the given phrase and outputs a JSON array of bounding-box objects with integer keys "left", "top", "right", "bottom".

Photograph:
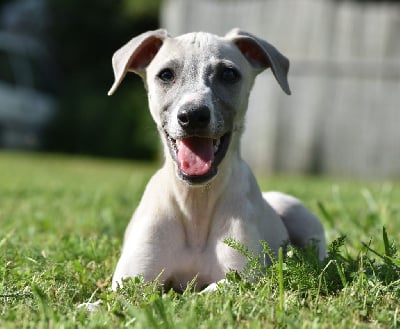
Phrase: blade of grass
[
  {"left": 278, "top": 247, "right": 284, "bottom": 314},
  {"left": 382, "top": 226, "right": 391, "bottom": 257}
]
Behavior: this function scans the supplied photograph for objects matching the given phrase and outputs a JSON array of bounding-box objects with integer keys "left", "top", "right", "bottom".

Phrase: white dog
[{"left": 108, "top": 28, "right": 326, "bottom": 293}]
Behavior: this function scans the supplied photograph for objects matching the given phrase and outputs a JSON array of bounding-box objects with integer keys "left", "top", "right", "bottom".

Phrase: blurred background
[{"left": 0, "top": 0, "right": 399, "bottom": 179}]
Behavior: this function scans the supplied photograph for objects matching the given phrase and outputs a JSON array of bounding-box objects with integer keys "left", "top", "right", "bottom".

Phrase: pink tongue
[{"left": 177, "top": 137, "right": 214, "bottom": 176}]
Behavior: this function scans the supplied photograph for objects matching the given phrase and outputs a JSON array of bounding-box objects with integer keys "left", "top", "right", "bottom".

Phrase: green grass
[{"left": 1, "top": 151, "right": 399, "bottom": 328}]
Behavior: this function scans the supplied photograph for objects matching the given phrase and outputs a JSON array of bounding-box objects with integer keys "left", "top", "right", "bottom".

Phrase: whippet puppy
[{"left": 108, "top": 28, "right": 326, "bottom": 293}]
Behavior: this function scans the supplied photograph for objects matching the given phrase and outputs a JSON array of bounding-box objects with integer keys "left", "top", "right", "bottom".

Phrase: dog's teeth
[{"left": 213, "top": 139, "right": 220, "bottom": 153}]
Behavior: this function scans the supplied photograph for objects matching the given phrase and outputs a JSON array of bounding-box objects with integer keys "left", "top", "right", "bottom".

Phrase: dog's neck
[{"left": 163, "top": 149, "right": 240, "bottom": 249}]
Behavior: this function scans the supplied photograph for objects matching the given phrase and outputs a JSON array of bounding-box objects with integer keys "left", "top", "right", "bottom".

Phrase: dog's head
[{"left": 109, "top": 29, "right": 290, "bottom": 185}]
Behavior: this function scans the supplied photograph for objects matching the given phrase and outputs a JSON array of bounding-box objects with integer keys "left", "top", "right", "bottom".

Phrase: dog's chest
[{"left": 162, "top": 237, "right": 246, "bottom": 292}]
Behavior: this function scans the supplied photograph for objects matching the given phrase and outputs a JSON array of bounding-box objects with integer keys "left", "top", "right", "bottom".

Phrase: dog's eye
[
  {"left": 220, "top": 67, "right": 240, "bottom": 83},
  {"left": 158, "top": 68, "right": 175, "bottom": 82}
]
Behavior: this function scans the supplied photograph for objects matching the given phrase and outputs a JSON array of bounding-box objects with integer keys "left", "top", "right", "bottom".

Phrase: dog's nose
[{"left": 177, "top": 106, "right": 211, "bottom": 129}]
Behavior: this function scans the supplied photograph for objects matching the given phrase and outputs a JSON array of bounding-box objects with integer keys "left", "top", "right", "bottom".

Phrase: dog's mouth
[{"left": 166, "top": 132, "right": 231, "bottom": 184}]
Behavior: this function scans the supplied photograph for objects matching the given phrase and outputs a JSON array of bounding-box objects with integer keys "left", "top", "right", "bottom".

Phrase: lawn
[{"left": 0, "top": 151, "right": 399, "bottom": 328}]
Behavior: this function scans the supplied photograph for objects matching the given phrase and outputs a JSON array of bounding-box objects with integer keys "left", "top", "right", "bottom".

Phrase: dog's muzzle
[{"left": 164, "top": 104, "right": 231, "bottom": 184}]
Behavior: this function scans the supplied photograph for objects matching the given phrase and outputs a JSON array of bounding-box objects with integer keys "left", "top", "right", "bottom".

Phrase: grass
[{"left": 0, "top": 151, "right": 399, "bottom": 328}]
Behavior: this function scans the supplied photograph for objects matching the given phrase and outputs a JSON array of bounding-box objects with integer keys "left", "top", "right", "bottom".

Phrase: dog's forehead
[
  {"left": 175, "top": 32, "right": 224, "bottom": 49},
  {"left": 161, "top": 32, "right": 238, "bottom": 60}
]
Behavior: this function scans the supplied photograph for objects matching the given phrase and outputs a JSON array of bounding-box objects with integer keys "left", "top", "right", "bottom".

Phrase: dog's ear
[
  {"left": 225, "top": 28, "right": 291, "bottom": 95},
  {"left": 108, "top": 29, "right": 169, "bottom": 95}
]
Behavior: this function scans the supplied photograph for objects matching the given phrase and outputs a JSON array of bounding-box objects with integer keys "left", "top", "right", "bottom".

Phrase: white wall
[{"left": 161, "top": 0, "right": 400, "bottom": 178}]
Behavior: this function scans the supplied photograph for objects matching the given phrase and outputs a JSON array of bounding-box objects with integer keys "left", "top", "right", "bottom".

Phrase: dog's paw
[
  {"left": 77, "top": 299, "right": 103, "bottom": 312},
  {"left": 199, "top": 279, "right": 227, "bottom": 294}
]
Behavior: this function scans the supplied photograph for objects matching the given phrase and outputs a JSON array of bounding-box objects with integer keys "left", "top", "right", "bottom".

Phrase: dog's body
[{"left": 109, "top": 29, "right": 326, "bottom": 292}]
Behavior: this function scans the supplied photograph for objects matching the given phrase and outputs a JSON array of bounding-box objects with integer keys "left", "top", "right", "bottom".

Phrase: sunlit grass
[{"left": 0, "top": 151, "right": 399, "bottom": 328}]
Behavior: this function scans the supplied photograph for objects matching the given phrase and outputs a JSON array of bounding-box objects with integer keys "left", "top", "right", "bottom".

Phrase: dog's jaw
[{"left": 164, "top": 130, "right": 232, "bottom": 185}]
